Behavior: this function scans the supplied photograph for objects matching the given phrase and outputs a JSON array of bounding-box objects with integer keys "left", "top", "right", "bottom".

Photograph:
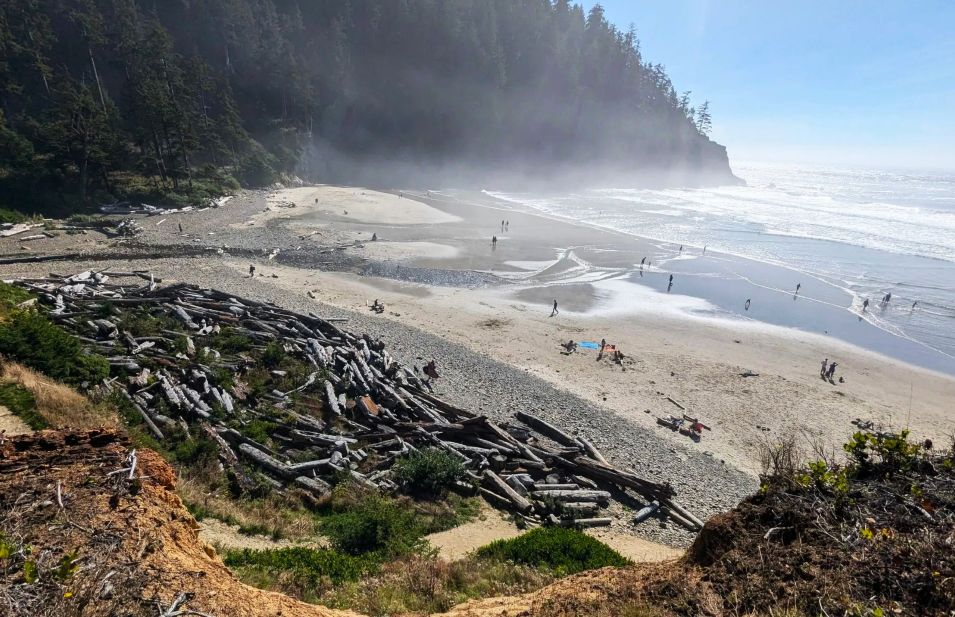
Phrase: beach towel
[{"left": 579, "top": 341, "right": 601, "bottom": 349}]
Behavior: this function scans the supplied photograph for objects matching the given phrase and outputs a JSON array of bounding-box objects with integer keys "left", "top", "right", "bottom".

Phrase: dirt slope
[{"left": 0, "top": 429, "right": 360, "bottom": 617}]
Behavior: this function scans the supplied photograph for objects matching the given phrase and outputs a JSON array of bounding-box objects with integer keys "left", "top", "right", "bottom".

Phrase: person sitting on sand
[
  {"left": 424, "top": 359, "right": 440, "bottom": 380},
  {"left": 550, "top": 299, "right": 559, "bottom": 317},
  {"left": 561, "top": 340, "right": 577, "bottom": 353}
]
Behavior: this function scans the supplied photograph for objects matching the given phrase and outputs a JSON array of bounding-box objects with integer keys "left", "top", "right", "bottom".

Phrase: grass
[
  {"left": 176, "top": 463, "right": 323, "bottom": 542},
  {"left": 226, "top": 548, "right": 557, "bottom": 616},
  {"left": 0, "top": 361, "right": 117, "bottom": 429},
  {"left": 476, "top": 527, "right": 631, "bottom": 576},
  {"left": 0, "top": 382, "right": 46, "bottom": 430},
  {"left": 224, "top": 546, "right": 373, "bottom": 587}
]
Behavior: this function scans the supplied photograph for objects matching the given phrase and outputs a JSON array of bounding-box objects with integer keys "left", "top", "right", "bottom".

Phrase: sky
[{"left": 582, "top": 1, "right": 955, "bottom": 171}]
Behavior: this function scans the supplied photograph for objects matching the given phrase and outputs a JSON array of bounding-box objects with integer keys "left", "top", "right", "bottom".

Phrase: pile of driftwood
[{"left": 10, "top": 271, "right": 703, "bottom": 531}]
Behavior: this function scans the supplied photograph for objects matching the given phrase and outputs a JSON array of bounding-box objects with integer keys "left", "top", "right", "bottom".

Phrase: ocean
[{"left": 486, "top": 163, "right": 955, "bottom": 374}]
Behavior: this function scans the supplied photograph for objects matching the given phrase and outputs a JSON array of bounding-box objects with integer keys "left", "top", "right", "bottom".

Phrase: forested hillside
[{"left": 0, "top": 0, "right": 735, "bottom": 215}]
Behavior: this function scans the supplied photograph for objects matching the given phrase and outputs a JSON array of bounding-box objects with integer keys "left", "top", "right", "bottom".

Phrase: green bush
[
  {"left": 0, "top": 310, "right": 109, "bottom": 385},
  {"left": 321, "top": 494, "right": 425, "bottom": 557},
  {"left": 223, "top": 547, "right": 372, "bottom": 585},
  {"left": 0, "top": 208, "right": 29, "bottom": 224},
  {"left": 0, "top": 382, "right": 47, "bottom": 430},
  {"left": 0, "top": 282, "right": 33, "bottom": 310},
  {"left": 476, "top": 527, "right": 630, "bottom": 575},
  {"left": 261, "top": 341, "right": 286, "bottom": 368},
  {"left": 393, "top": 448, "right": 467, "bottom": 498}
]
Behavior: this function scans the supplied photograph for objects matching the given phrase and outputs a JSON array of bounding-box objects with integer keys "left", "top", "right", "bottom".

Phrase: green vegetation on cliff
[{"left": 0, "top": 1, "right": 730, "bottom": 215}]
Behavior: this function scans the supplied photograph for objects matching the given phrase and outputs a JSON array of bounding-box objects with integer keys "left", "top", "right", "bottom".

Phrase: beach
[
  {"left": 202, "top": 185, "right": 954, "bottom": 475},
  {"left": 3, "top": 183, "right": 953, "bottom": 546}
]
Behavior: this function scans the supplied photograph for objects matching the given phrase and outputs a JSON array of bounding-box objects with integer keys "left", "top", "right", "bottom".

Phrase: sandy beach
[
  {"left": 221, "top": 185, "right": 955, "bottom": 475},
  {"left": 2, "top": 183, "right": 953, "bottom": 548}
]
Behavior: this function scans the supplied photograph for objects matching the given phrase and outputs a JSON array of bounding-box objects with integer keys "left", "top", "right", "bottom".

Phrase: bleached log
[{"left": 482, "top": 470, "right": 532, "bottom": 513}]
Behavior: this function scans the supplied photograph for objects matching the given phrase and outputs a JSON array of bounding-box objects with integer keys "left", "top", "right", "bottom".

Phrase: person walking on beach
[
  {"left": 248, "top": 264, "right": 255, "bottom": 277},
  {"left": 820, "top": 358, "right": 828, "bottom": 378},
  {"left": 827, "top": 361, "right": 838, "bottom": 381},
  {"left": 501, "top": 220, "right": 505, "bottom": 232},
  {"left": 178, "top": 221, "right": 183, "bottom": 234},
  {"left": 862, "top": 298, "right": 869, "bottom": 311},
  {"left": 640, "top": 257, "right": 646, "bottom": 266},
  {"left": 505, "top": 220, "right": 509, "bottom": 231},
  {"left": 550, "top": 299, "right": 559, "bottom": 317},
  {"left": 702, "top": 245, "right": 706, "bottom": 255},
  {"left": 795, "top": 283, "right": 801, "bottom": 293},
  {"left": 744, "top": 298, "right": 751, "bottom": 311},
  {"left": 492, "top": 235, "right": 497, "bottom": 246},
  {"left": 679, "top": 245, "right": 683, "bottom": 253}
]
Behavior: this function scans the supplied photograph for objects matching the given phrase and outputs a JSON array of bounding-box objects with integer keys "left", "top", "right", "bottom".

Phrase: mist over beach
[{"left": 1, "top": 1, "right": 954, "bottom": 615}]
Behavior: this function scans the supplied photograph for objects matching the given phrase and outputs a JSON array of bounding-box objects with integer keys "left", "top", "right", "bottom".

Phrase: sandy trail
[{"left": 0, "top": 404, "right": 31, "bottom": 436}]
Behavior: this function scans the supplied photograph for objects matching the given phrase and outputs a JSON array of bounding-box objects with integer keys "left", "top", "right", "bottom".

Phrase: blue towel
[{"left": 578, "top": 341, "right": 601, "bottom": 349}]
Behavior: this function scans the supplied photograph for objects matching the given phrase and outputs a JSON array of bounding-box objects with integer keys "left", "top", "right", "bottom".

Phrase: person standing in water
[
  {"left": 862, "top": 298, "right": 869, "bottom": 311},
  {"left": 550, "top": 299, "right": 559, "bottom": 317},
  {"left": 505, "top": 220, "right": 509, "bottom": 231},
  {"left": 640, "top": 257, "right": 646, "bottom": 265},
  {"left": 667, "top": 274, "right": 674, "bottom": 292},
  {"left": 744, "top": 298, "right": 751, "bottom": 311},
  {"left": 679, "top": 245, "right": 683, "bottom": 253},
  {"left": 501, "top": 220, "right": 505, "bottom": 232},
  {"left": 702, "top": 245, "right": 706, "bottom": 255},
  {"left": 796, "top": 283, "right": 801, "bottom": 293}
]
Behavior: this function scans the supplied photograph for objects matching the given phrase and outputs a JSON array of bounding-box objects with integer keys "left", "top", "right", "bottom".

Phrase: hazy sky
[{"left": 584, "top": 1, "right": 955, "bottom": 171}]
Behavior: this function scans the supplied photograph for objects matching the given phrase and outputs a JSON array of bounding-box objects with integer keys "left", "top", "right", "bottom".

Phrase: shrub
[
  {"left": 0, "top": 310, "right": 109, "bottom": 385},
  {"left": 261, "top": 341, "right": 286, "bottom": 368},
  {"left": 321, "top": 493, "right": 425, "bottom": 557},
  {"left": 223, "top": 547, "right": 372, "bottom": 586},
  {"left": 0, "top": 208, "right": 29, "bottom": 224},
  {"left": 393, "top": 448, "right": 467, "bottom": 498},
  {"left": 476, "top": 527, "right": 630, "bottom": 575},
  {"left": 0, "top": 282, "right": 33, "bottom": 312}
]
